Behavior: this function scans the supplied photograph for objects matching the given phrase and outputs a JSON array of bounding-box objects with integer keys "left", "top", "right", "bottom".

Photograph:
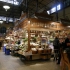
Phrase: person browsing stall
[{"left": 64, "top": 34, "right": 70, "bottom": 49}]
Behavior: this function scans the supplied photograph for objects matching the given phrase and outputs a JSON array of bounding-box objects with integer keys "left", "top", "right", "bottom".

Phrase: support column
[
  {"left": 55, "top": 0, "right": 58, "bottom": 21},
  {"left": 27, "top": 20, "right": 31, "bottom": 51},
  {"left": 25, "top": 0, "right": 29, "bottom": 17},
  {"left": 62, "top": 0, "right": 65, "bottom": 18},
  {"left": 13, "top": 0, "right": 14, "bottom": 24},
  {"left": 36, "top": 0, "right": 38, "bottom": 12}
]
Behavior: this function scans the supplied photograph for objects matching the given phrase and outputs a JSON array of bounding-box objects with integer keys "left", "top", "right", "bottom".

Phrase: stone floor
[{"left": 0, "top": 51, "right": 61, "bottom": 70}]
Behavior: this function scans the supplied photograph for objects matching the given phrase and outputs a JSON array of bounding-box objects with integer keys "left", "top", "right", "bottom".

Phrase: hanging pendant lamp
[{"left": 3, "top": 5, "right": 10, "bottom": 11}]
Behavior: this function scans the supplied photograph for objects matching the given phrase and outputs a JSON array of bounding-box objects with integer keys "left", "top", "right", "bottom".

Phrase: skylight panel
[
  {"left": 51, "top": 7, "right": 56, "bottom": 13},
  {"left": 57, "top": 4, "right": 61, "bottom": 10},
  {"left": 0, "top": 0, "right": 19, "bottom": 5}
]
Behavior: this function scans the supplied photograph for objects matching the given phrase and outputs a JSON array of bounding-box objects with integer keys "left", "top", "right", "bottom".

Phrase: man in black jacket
[
  {"left": 57, "top": 38, "right": 65, "bottom": 64},
  {"left": 64, "top": 34, "right": 70, "bottom": 49},
  {"left": 64, "top": 34, "right": 70, "bottom": 62},
  {"left": 57, "top": 34, "right": 70, "bottom": 64},
  {"left": 53, "top": 36, "right": 59, "bottom": 61}
]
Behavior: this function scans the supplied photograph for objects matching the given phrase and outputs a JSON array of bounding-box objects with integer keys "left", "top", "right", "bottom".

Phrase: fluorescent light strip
[
  {"left": 0, "top": 16, "right": 18, "bottom": 22},
  {"left": 0, "top": 0, "right": 19, "bottom": 5}
]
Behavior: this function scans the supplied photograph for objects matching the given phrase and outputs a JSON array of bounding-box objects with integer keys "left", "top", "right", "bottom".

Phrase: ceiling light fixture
[
  {"left": 3, "top": 5, "right": 10, "bottom": 11},
  {"left": 0, "top": 20, "right": 3, "bottom": 24},
  {"left": 3, "top": 5, "right": 10, "bottom": 23}
]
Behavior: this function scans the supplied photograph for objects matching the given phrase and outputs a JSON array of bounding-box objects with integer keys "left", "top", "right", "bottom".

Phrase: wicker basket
[
  {"left": 48, "top": 49, "right": 52, "bottom": 54},
  {"left": 38, "top": 49, "right": 43, "bottom": 54},
  {"left": 43, "top": 49, "right": 52, "bottom": 54},
  {"left": 31, "top": 48, "right": 37, "bottom": 54},
  {"left": 43, "top": 49, "right": 48, "bottom": 54},
  {"left": 32, "top": 50, "right": 37, "bottom": 54}
]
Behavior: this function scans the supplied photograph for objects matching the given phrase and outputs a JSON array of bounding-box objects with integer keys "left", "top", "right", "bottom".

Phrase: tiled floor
[{"left": 0, "top": 51, "right": 60, "bottom": 70}]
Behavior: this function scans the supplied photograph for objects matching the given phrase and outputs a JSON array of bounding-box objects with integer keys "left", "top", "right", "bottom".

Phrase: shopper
[
  {"left": 64, "top": 34, "right": 70, "bottom": 62},
  {"left": 53, "top": 36, "right": 59, "bottom": 61},
  {"left": 0, "top": 42, "right": 2, "bottom": 49},
  {"left": 64, "top": 34, "right": 70, "bottom": 49},
  {"left": 57, "top": 38, "right": 65, "bottom": 64}
]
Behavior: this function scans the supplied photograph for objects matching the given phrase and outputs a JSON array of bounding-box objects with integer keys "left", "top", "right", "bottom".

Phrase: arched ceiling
[
  {"left": 0, "top": 0, "right": 61, "bottom": 18},
  {"left": 21, "top": 0, "right": 55, "bottom": 17}
]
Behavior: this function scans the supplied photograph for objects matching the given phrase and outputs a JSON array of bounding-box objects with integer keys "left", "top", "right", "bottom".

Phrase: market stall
[
  {"left": 4, "top": 13, "right": 70, "bottom": 60},
  {"left": 14, "top": 17, "right": 67, "bottom": 60}
]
